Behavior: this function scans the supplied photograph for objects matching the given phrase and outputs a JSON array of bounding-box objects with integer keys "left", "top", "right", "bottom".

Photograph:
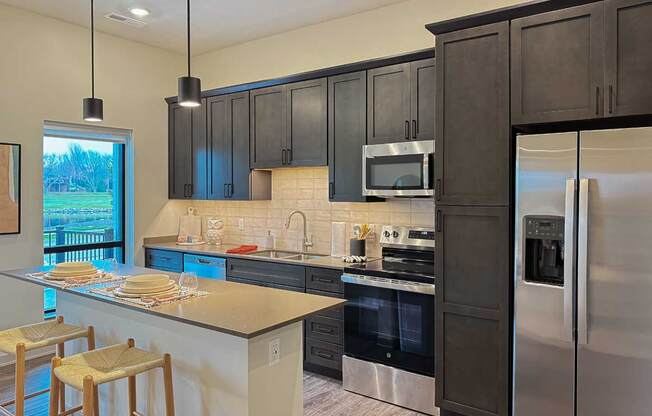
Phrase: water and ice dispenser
[{"left": 523, "top": 215, "right": 565, "bottom": 286}]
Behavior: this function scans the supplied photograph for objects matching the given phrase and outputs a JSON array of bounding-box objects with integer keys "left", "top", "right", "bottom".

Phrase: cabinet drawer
[
  {"left": 306, "top": 289, "right": 344, "bottom": 320},
  {"left": 305, "top": 267, "right": 343, "bottom": 294},
  {"left": 226, "top": 276, "right": 304, "bottom": 293},
  {"left": 145, "top": 249, "right": 183, "bottom": 272},
  {"left": 305, "top": 339, "right": 343, "bottom": 371},
  {"left": 227, "top": 259, "right": 305, "bottom": 288},
  {"left": 306, "top": 315, "right": 343, "bottom": 345}
]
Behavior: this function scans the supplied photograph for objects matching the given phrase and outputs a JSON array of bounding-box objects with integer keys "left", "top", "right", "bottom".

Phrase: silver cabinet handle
[
  {"left": 578, "top": 178, "right": 591, "bottom": 345},
  {"left": 563, "top": 179, "right": 577, "bottom": 342}
]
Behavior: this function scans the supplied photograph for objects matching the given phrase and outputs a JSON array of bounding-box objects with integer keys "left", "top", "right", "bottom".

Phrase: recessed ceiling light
[{"left": 129, "top": 7, "right": 150, "bottom": 17}]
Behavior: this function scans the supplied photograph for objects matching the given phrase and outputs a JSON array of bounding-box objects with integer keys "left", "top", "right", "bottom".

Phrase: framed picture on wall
[{"left": 0, "top": 142, "right": 20, "bottom": 235}]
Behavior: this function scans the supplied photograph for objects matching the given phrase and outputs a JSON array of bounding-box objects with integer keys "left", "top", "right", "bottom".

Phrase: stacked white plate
[
  {"left": 114, "top": 274, "right": 179, "bottom": 298},
  {"left": 45, "top": 262, "right": 100, "bottom": 281}
]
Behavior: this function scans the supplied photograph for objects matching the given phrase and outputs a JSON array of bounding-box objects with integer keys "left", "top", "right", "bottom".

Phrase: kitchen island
[{"left": 0, "top": 264, "right": 345, "bottom": 416}]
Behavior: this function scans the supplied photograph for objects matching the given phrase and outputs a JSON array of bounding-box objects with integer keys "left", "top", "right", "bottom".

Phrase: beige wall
[
  {"left": 194, "top": 0, "right": 527, "bottom": 90},
  {"left": 192, "top": 167, "right": 434, "bottom": 258},
  {"left": 0, "top": 3, "right": 188, "bottom": 335}
]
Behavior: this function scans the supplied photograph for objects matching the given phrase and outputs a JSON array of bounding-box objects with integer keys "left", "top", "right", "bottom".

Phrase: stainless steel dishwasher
[{"left": 183, "top": 254, "right": 226, "bottom": 279}]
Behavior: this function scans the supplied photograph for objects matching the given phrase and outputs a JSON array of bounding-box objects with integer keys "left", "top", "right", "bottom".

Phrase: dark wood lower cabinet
[{"left": 435, "top": 205, "right": 510, "bottom": 416}]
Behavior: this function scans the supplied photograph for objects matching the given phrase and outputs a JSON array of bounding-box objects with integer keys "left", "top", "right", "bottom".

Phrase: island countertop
[{"left": 0, "top": 264, "right": 345, "bottom": 339}]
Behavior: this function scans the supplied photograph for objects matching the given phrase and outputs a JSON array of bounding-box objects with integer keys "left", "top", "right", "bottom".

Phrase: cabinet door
[
  {"left": 435, "top": 205, "right": 509, "bottom": 416},
  {"left": 436, "top": 22, "right": 510, "bottom": 206},
  {"left": 206, "top": 95, "right": 229, "bottom": 200},
  {"left": 328, "top": 71, "right": 367, "bottom": 202},
  {"left": 250, "top": 85, "right": 286, "bottom": 168},
  {"left": 190, "top": 100, "right": 208, "bottom": 199},
  {"left": 286, "top": 78, "right": 328, "bottom": 167},
  {"left": 228, "top": 92, "right": 251, "bottom": 200},
  {"left": 367, "top": 63, "right": 411, "bottom": 144},
  {"left": 410, "top": 58, "right": 436, "bottom": 141},
  {"left": 168, "top": 103, "right": 192, "bottom": 199},
  {"left": 511, "top": 3, "right": 605, "bottom": 124},
  {"left": 604, "top": 0, "right": 652, "bottom": 117}
]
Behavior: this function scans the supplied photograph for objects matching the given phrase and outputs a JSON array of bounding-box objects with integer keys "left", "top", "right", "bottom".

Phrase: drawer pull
[
  {"left": 314, "top": 277, "right": 334, "bottom": 284},
  {"left": 315, "top": 350, "right": 334, "bottom": 360},
  {"left": 314, "top": 324, "right": 334, "bottom": 334}
]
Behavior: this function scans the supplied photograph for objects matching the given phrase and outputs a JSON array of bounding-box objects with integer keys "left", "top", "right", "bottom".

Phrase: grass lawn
[{"left": 44, "top": 192, "right": 113, "bottom": 210}]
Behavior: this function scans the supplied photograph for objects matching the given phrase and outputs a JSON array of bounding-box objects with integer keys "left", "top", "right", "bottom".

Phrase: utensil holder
[{"left": 350, "top": 239, "right": 366, "bottom": 256}]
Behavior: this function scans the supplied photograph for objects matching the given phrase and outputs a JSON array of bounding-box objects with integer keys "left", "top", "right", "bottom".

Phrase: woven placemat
[
  {"left": 90, "top": 286, "right": 210, "bottom": 308},
  {"left": 25, "top": 271, "right": 126, "bottom": 288}
]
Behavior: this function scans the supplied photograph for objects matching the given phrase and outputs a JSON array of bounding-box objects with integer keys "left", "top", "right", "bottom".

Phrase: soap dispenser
[{"left": 264, "top": 230, "right": 275, "bottom": 249}]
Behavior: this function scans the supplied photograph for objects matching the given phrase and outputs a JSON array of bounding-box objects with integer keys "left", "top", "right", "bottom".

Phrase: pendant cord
[
  {"left": 187, "top": 0, "right": 191, "bottom": 77},
  {"left": 90, "top": 0, "right": 95, "bottom": 98}
]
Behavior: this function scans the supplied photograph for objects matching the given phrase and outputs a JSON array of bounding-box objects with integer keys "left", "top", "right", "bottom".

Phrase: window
[{"left": 42, "top": 124, "right": 128, "bottom": 317}]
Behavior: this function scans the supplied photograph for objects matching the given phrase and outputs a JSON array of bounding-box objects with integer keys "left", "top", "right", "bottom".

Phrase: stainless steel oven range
[{"left": 341, "top": 225, "right": 436, "bottom": 415}]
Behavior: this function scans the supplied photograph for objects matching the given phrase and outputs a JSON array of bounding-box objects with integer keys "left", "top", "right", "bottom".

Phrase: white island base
[{"left": 57, "top": 291, "right": 304, "bottom": 416}]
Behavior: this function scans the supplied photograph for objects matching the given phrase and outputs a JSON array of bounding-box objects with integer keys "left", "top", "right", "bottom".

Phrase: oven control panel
[{"left": 379, "top": 225, "right": 435, "bottom": 248}]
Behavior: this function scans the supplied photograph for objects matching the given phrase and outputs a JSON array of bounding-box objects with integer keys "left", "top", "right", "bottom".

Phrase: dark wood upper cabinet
[
  {"left": 367, "top": 63, "right": 411, "bottom": 144},
  {"left": 410, "top": 58, "right": 436, "bottom": 141},
  {"left": 207, "top": 92, "right": 251, "bottom": 200},
  {"left": 435, "top": 205, "right": 510, "bottom": 416},
  {"left": 229, "top": 92, "right": 252, "bottom": 200},
  {"left": 206, "top": 95, "right": 229, "bottom": 200},
  {"left": 435, "top": 22, "right": 510, "bottom": 206},
  {"left": 250, "top": 85, "right": 286, "bottom": 168},
  {"left": 511, "top": 3, "right": 605, "bottom": 124},
  {"left": 168, "top": 101, "right": 207, "bottom": 199},
  {"left": 604, "top": 0, "right": 652, "bottom": 117},
  {"left": 328, "top": 71, "right": 368, "bottom": 202},
  {"left": 286, "top": 78, "right": 328, "bottom": 167}
]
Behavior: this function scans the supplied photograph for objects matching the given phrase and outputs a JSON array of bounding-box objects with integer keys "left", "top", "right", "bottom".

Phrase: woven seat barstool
[
  {"left": 0, "top": 316, "right": 95, "bottom": 416},
  {"left": 49, "top": 338, "right": 175, "bottom": 416}
]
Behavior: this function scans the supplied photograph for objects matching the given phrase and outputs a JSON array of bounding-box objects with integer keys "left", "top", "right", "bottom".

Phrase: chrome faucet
[{"left": 285, "top": 210, "right": 313, "bottom": 252}]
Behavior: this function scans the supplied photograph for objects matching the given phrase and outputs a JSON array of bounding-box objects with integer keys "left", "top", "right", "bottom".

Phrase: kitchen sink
[
  {"left": 247, "top": 250, "right": 327, "bottom": 261},
  {"left": 282, "top": 254, "right": 327, "bottom": 261}
]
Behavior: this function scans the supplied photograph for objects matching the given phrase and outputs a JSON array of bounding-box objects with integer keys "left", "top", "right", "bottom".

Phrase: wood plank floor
[{"left": 0, "top": 356, "right": 431, "bottom": 415}]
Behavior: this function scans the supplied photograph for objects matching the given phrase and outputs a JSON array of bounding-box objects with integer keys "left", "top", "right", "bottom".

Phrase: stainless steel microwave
[{"left": 362, "top": 140, "right": 434, "bottom": 197}]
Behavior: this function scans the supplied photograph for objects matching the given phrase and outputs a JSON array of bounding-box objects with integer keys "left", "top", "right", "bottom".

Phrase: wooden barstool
[
  {"left": 49, "top": 338, "right": 175, "bottom": 416},
  {"left": 0, "top": 316, "right": 95, "bottom": 416}
]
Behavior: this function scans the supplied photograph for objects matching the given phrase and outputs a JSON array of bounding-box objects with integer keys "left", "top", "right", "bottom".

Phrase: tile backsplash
[{"left": 190, "top": 167, "right": 435, "bottom": 257}]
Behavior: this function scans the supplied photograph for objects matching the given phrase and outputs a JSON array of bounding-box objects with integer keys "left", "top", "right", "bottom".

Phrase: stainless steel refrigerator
[{"left": 514, "top": 127, "right": 652, "bottom": 416}]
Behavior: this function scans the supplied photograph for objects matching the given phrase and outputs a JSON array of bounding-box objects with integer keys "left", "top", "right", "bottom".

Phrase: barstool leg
[
  {"left": 162, "top": 354, "right": 175, "bottom": 416},
  {"left": 88, "top": 326, "right": 98, "bottom": 416},
  {"left": 127, "top": 338, "right": 136, "bottom": 415},
  {"left": 83, "top": 376, "right": 94, "bottom": 416},
  {"left": 14, "top": 343, "right": 25, "bottom": 416},
  {"left": 56, "top": 316, "right": 66, "bottom": 413},
  {"left": 49, "top": 357, "right": 61, "bottom": 416}
]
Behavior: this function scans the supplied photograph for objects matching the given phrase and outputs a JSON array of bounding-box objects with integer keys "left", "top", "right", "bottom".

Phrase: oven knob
[
  {"left": 386, "top": 352, "right": 392, "bottom": 358},
  {"left": 392, "top": 231, "right": 399, "bottom": 238},
  {"left": 383, "top": 231, "right": 391, "bottom": 238}
]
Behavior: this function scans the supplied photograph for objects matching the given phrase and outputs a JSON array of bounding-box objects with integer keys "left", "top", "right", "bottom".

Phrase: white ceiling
[{"left": 1, "top": 0, "right": 407, "bottom": 55}]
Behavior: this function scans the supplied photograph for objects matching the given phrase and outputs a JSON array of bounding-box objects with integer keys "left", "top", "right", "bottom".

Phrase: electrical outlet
[
  {"left": 269, "top": 338, "right": 280, "bottom": 366},
  {"left": 238, "top": 218, "right": 245, "bottom": 231}
]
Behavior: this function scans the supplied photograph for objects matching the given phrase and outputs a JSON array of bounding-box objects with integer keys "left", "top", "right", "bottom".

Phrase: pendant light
[
  {"left": 178, "top": 0, "right": 201, "bottom": 107},
  {"left": 83, "top": 0, "right": 103, "bottom": 122}
]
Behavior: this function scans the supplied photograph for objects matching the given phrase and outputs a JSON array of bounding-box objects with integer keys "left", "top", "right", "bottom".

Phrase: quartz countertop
[
  {"left": 0, "top": 264, "right": 345, "bottom": 339},
  {"left": 143, "top": 240, "right": 358, "bottom": 270}
]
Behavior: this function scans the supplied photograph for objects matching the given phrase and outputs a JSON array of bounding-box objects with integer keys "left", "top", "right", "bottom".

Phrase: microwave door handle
[
  {"left": 341, "top": 274, "right": 435, "bottom": 295},
  {"left": 423, "top": 153, "right": 430, "bottom": 190}
]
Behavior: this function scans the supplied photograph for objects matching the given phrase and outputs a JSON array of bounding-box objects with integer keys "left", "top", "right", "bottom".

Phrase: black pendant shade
[
  {"left": 178, "top": 0, "right": 201, "bottom": 107},
  {"left": 83, "top": 97, "right": 104, "bottom": 122},
  {"left": 83, "top": 0, "right": 103, "bottom": 122},
  {"left": 178, "top": 76, "right": 201, "bottom": 107}
]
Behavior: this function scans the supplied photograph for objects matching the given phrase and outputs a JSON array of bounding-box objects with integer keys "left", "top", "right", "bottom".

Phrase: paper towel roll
[{"left": 331, "top": 222, "right": 346, "bottom": 257}]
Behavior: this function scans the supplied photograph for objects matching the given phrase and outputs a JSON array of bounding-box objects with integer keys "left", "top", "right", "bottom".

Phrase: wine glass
[
  {"left": 179, "top": 271, "right": 198, "bottom": 294},
  {"left": 104, "top": 258, "right": 119, "bottom": 276}
]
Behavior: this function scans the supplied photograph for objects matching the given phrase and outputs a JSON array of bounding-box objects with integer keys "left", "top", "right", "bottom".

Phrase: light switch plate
[{"left": 269, "top": 338, "right": 280, "bottom": 366}]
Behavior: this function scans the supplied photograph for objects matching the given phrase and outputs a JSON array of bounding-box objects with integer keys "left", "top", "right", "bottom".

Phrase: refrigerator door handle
[
  {"left": 563, "top": 179, "right": 577, "bottom": 342},
  {"left": 578, "top": 178, "right": 591, "bottom": 345}
]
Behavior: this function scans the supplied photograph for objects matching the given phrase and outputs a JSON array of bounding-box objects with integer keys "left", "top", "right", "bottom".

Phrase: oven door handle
[{"left": 341, "top": 274, "right": 435, "bottom": 295}]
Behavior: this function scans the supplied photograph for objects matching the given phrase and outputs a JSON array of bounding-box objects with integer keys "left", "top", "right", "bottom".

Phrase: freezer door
[
  {"left": 514, "top": 132, "right": 577, "bottom": 416},
  {"left": 577, "top": 127, "right": 652, "bottom": 416}
]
